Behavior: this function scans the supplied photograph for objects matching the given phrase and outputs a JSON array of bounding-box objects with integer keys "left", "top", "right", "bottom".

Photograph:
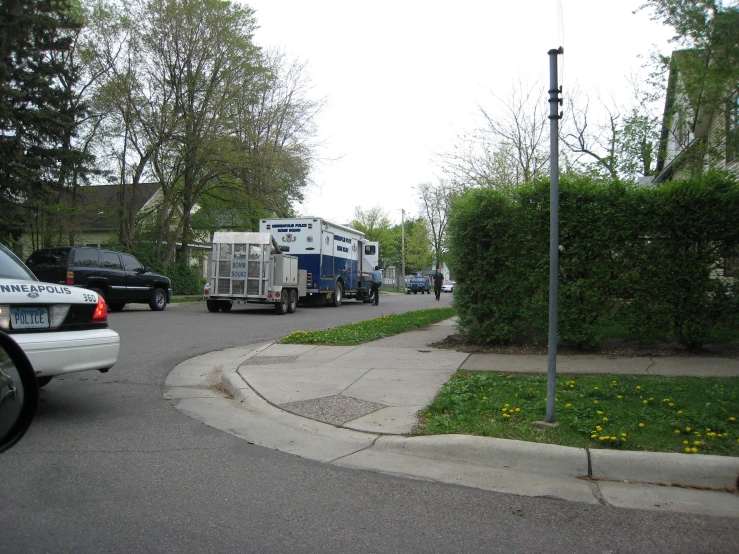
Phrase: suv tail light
[
  {"left": 91, "top": 295, "right": 108, "bottom": 322},
  {"left": 66, "top": 270, "right": 74, "bottom": 285}
]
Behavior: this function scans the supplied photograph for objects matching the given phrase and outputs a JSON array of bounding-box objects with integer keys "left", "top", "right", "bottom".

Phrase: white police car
[{"left": 0, "top": 244, "right": 120, "bottom": 387}]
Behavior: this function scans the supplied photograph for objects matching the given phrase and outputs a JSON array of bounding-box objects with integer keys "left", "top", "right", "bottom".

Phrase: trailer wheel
[
  {"left": 275, "top": 293, "right": 289, "bottom": 315},
  {"left": 206, "top": 300, "right": 221, "bottom": 313},
  {"left": 287, "top": 289, "right": 297, "bottom": 313},
  {"left": 330, "top": 281, "right": 343, "bottom": 307}
]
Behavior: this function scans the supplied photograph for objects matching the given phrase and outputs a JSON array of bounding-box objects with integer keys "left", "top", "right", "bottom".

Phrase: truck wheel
[
  {"left": 413, "top": 291, "right": 417, "bottom": 294},
  {"left": 287, "top": 289, "right": 297, "bottom": 313},
  {"left": 149, "top": 288, "right": 167, "bottom": 311},
  {"left": 89, "top": 287, "right": 106, "bottom": 304},
  {"left": 206, "top": 300, "right": 221, "bottom": 313},
  {"left": 220, "top": 301, "right": 232, "bottom": 312},
  {"left": 330, "top": 281, "right": 343, "bottom": 307},
  {"left": 275, "top": 293, "right": 288, "bottom": 315}
]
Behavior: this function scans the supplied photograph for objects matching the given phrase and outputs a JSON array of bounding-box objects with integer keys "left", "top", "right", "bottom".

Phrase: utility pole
[
  {"left": 401, "top": 209, "right": 406, "bottom": 291},
  {"left": 546, "top": 47, "right": 563, "bottom": 424}
]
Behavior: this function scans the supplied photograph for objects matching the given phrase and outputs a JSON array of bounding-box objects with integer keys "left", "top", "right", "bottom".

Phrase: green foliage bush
[{"left": 447, "top": 173, "right": 739, "bottom": 350}]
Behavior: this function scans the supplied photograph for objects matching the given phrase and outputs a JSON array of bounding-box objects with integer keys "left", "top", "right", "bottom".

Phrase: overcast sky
[{"left": 243, "top": 1, "right": 674, "bottom": 225}]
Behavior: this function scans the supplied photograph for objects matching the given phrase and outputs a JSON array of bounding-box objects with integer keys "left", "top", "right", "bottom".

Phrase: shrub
[{"left": 447, "top": 172, "right": 739, "bottom": 350}]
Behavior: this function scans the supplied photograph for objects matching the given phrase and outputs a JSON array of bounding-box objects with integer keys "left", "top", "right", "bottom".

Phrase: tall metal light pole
[
  {"left": 401, "top": 209, "right": 406, "bottom": 290},
  {"left": 546, "top": 47, "right": 563, "bottom": 423}
]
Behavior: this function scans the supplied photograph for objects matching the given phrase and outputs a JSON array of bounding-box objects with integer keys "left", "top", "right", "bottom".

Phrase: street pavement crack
[{"left": 327, "top": 435, "right": 382, "bottom": 464}]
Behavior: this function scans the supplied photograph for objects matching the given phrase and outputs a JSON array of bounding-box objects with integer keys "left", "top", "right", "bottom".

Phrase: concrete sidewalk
[{"left": 164, "top": 319, "right": 739, "bottom": 519}]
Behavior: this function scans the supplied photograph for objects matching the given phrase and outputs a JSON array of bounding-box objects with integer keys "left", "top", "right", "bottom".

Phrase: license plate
[{"left": 11, "top": 307, "right": 49, "bottom": 329}]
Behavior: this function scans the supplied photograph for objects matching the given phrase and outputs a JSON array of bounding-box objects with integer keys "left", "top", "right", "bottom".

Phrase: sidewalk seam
[{"left": 327, "top": 435, "right": 382, "bottom": 464}]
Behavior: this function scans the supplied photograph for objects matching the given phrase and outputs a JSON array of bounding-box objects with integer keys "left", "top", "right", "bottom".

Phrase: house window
[{"left": 728, "top": 90, "right": 739, "bottom": 162}]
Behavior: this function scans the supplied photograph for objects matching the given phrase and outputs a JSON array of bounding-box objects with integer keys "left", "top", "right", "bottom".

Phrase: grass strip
[
  {"left": 414, "top": 370, "right": 739, "bottom": 456},
  {"left": 280, "top": 307, "right": 456, "bottom": 346},
  {"left": 170, "top": 296, "right": 205, "bottom": 303}
]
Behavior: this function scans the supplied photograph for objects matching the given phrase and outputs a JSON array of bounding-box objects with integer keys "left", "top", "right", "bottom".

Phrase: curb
[{"left": 221, "top": 364, "right": 739, "bottom": 491}]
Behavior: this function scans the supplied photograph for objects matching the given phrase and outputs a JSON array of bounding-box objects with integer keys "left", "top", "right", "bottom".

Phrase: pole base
[{"left": 533, "top": 420, "right": 560, "bottom": 430}]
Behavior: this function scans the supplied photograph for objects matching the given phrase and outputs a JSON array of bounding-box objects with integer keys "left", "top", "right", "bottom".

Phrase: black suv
[
  {"left": 26, "top": 247, "right": 172, "bottom": 311},
  {"left": 406, "top": 277, "right": 431, "bottom": 294}
]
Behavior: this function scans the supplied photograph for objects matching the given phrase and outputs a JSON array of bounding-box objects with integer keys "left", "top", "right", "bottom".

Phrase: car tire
[
  {"left": 89, "top": 287, "right": 106, "bottom": 304},
  {"left": 36, "top": 376, "right": 53, "bottom": 388},
  {"left": 220, "top": 301, "right": 232, "bottom": 312},
  {"left": 330, "top": 281, "right": 343, "bottom": 307},
  {"left": 108, "top": 302, "right": 125, "bottom": 312},
  {"left": 206, "top": 299, "right": 220, "bottom": 313},
  {"left": 275, "top": 293, "right": 288, "bottom": 315},
  {"left": 149, "top": 288, "right": 167, "bottom": 311},
  {"left": 287, "top": 289, "right": 297, "bottom": 313}
]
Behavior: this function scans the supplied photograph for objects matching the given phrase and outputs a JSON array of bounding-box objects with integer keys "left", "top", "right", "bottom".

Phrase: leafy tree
[
  {"left": 0, "top": 0, "right": 86, "bottom": 244},
  {"left": 417, "top": 180, "right": 454, "bottom": 268},
  {"left": 350, "top": 206, "right": 392, "bottom": 242},
  {"left": 640, "top": 1, "right": 739, "bottom": 173}
]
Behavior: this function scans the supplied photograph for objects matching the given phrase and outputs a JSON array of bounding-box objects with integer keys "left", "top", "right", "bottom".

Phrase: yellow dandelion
[
  {"left": 596, "top": 425, "right": 602, "bottom": 431},
  {"left": 591, "top": 434, "right": 597, "bottom": 439},
  {"left": 636, "top": 386, "right": 641, "bottom": 390},
  {"left": 597, "top": 410, "right": 604, "bottom": 415},
  {"left": 565, "top": 403, "right": 572, "bottom": 408},
  {"left": 593, "top": 400, "right": 599, "bottom": 404},
  {"left": 674, "top": 429, "right": 681, "bottom": 434},
  {"left": 621, "top": 433, "right": 627, "bottom": 437},
  {"left": 693, "top": 441, "right": 700, "bottom": 445},
  {"left": 617, "top": 395, "right": 623, "bottom": 399},
  {"left": 730, "top": 417, "right": 736, "bottom": 421},
  {"left": 638, "top": 423, "right": 645, "bottom": 427},
  {"left": 685, "top": 448, "right": 692, "bottom": 453},
  {"left": 669, "top": 403, "right": 675, "bottom": 407},
  {"left": 603, "top": 417, "right": 609, "bottom": 422},
  {"left": 643, "top": 400, "right": 648, "bottom": 405},
  {"left": 691, "top": 447, "right": 698, "bottom": 452},
  {"left": 685, "top": 427, "right": 692, "bottom": 432},
  {"left": 683, "top": 440, "right": 689, "bottom": 445},
  {"left": 678, "top": 410, "right": 683, "bottom": 414}
]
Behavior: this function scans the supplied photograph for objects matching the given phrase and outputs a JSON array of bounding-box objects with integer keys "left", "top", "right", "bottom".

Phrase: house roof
[{"left": 63, "top": 183, "right": 160, "bottom": 231}]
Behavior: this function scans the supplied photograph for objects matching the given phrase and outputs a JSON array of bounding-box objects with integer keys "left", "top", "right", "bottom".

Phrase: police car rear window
[{"left": 0, "top": 246, "right": 37, "bottom": 280}]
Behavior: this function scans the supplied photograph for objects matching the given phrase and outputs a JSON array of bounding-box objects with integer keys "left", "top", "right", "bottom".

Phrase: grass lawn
[
  {"left": 414, "top": 370, "right": 739, "bottom": 456},
  {"left": 170, "top": 296, "right": 205, "bottom": 303},
  {"left": 280, "top": 307, "right": 455, "bottom": 346}
]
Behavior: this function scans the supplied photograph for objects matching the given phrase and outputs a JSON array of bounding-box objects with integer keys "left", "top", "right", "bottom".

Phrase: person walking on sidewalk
[
  {"left": 432, "top": 266, "right": 444, "bottom": 301},
  {"left": 369, "top": 265, "right": 382, "bottom": 306}
]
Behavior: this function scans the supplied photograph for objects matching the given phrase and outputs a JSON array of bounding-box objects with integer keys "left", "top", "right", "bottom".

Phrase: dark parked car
[
  {"left": 26, "top": 247, "right": 172, "bottom": 311},
  {"left": 406, "top": 277, "right": 431, "bottom": 294}
]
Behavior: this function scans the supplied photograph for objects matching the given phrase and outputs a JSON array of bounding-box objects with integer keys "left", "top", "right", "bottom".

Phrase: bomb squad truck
[{"left": 204, "top": 219, "right": 379, "bottom": 314}]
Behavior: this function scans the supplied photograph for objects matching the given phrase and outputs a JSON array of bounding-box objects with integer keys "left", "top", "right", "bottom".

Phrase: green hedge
[{"left": 447, "top": 173, "right": 739, "bottom": 350}]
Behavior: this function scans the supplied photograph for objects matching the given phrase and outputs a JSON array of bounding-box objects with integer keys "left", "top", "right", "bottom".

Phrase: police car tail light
[
  {"left": 0, "top": 305, "right": 9, "bottom": 330},
  {"left": 66, "top": 271, "right": 74, "bottom": 285},
  {"left": 91, "top": 296, "right": 108, "bottom": 322},
  {"left": 49, "top": 305, "right": 71, "bottom": 327}
]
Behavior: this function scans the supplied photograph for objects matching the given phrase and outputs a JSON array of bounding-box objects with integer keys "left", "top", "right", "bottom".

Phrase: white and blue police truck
[{"left": 259, "top": 217, "right": 380, "bottom": 306}]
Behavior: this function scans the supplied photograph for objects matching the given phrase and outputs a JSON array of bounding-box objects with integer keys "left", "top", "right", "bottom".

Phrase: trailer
[
  {"left": 259, "top": 217, "right": 379, "bottom": 306},
  {"left": 204, "top": 232, "right": 306, "bottom": 315}
]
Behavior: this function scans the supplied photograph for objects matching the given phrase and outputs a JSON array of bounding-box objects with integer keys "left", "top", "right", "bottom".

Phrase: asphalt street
[{"left": 1, "top": 293, "right": 738, "bottom": 553}]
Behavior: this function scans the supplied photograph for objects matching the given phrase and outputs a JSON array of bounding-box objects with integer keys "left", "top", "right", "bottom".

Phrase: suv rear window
[
  {"left": 72, "top": 249, "right": 99, "bottom": 267},
  {"left": 26, "top": 248, "right": 70, "bottom": 268}
]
